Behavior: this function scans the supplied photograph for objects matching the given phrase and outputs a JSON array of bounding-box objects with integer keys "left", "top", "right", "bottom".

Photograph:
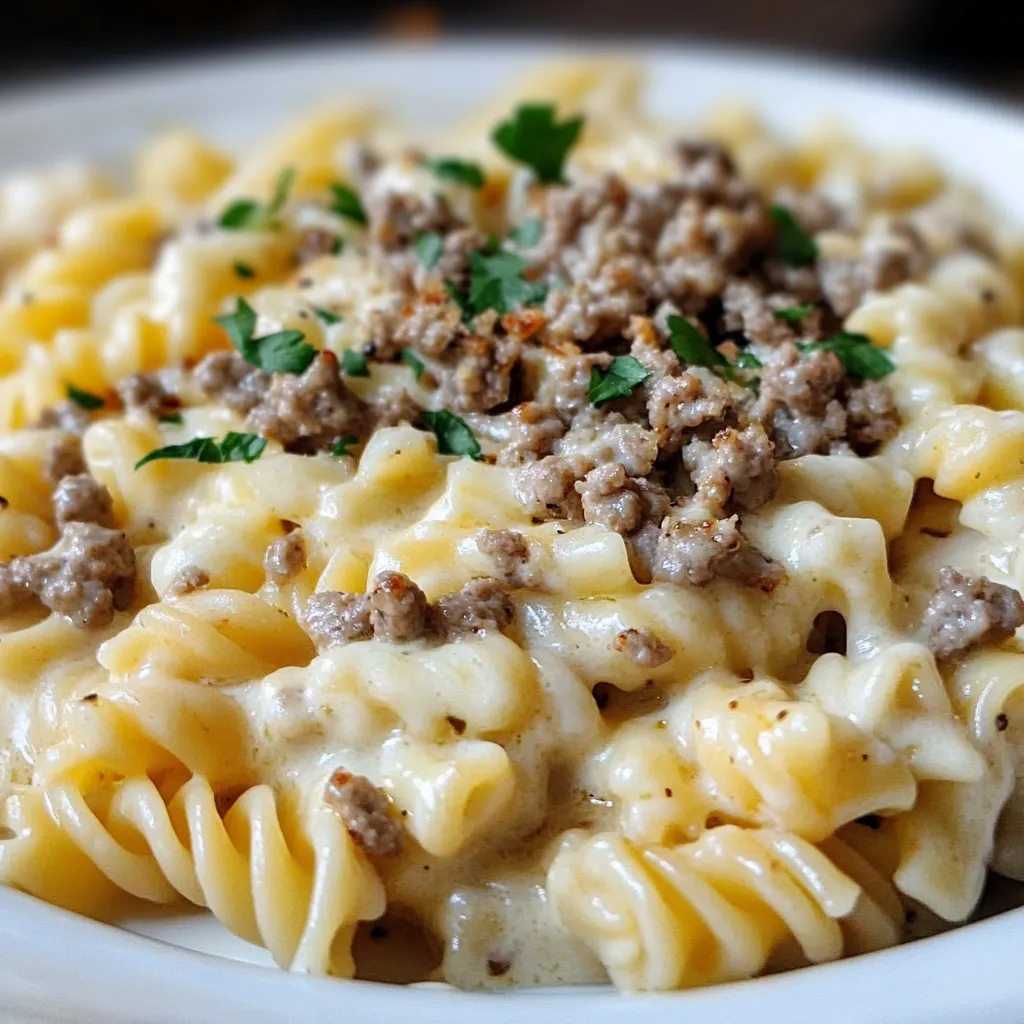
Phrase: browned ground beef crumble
[
  {"left": 925, "top": 567, "right": 1024, "bottom": 659},
  {"left": 324, "top": 769, "right": 404, "bottom": 856}
]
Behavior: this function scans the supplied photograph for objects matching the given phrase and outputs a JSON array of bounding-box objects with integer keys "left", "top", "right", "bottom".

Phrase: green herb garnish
[
  {"left": 444, "top": 278, "right": 473, "bottom": 322},
  {"left": 341, "top": 350, "right": 369, "bottom": 377},
  {"left": 421, "top": 409, "right": 481, "bottom": 459},
  {"left": 413, "top": 231, "right": 445, "bottom": 270},
  {"left": 423, "top": 157, "right": 485, "bottom": 189},
  {"left": 159, "top": 413, "right": 184, "bottom": 425},
  {"left": 233, "top": 262, "right": 255, "bottom": 279},
  {"left": 467, "top": 250, "right": 546, "bottom": 316},
  {"left": 314, "top": 307, "right": 341, "bottom": 325},
  {"left": 213, "top": 298, "right": 317, "bottom": 374},
  {"left": 666, "top": 315, "right": 731, "bottom": 376},
  {"left": 329, "top": 183, "right": 367, "bottom": 226},
  {"left": 770, "top": 205, "right": 818, "bottom": 267},
  {"left": 135, "top": 431, "right": 267, "bottom": 470},
  {"left": 329, "top": 236, "right": 345, "bottom": 255},
  {"left": 735, "top": 351, "right": 762, "bottom": 370},
  {"left": 492, "top": 103, "right": 584, "bottom": 185},
  {"left": 772, "top": 303, "right": 815, "bottom": 324},
  {"left": 587, "top": 356, "right": 651, "bottom": 405},
  {"left": 806, "top": 331, "right": 895, "bottom": 380},
  {"left": 507, "top": 216, "right": 543, "bottom": 248},
  {"left": 218, "top": 167, "right": 295, "bottom": 231},
  {"left": 400, "top": 348, "right": 425, "bottom": 380},
  {"left": 66, "top": 384, "right": 104, "bottom": 410},
  {"left": 331, "top": 435, "right": 358, "bottom": 456}
]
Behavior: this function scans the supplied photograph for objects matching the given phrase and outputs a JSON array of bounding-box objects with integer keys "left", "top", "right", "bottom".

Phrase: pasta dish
[{"left": 2, "top": 59, "right": 1024, "bottom": 993}]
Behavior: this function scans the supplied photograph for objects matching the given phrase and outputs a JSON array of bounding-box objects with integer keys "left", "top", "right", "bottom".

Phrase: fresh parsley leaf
[
  {"left": 314, "top": 307, "right": 341, "bottom": 325},
  {"left": 770, "top": 205, "right": 818, "bottom": 267},
  {"left": 444, "top": 278, "right": 473, "bottom": 322},
  {"left": 219, "top": 431, "right": 268, "bottom": 463},
  {"left": 421, "top": 409, "right": 481, "bottom": 459},
  {"left": 772, "top": 303, "right": 815, "bottom": 324},
  {"left": 423, "top": 157, "right": 485, "bottom": 189},
  {"left": 213, "top": 298, "right": 317, "bottom": 374},
  {"left": 587, "top": 356, "right": 651, "bottom": 405},
  {"left": 666, "top": 315, "right": 730, "bottom": 372},
  {"left": 467, "top": 250, "right": 547, "bottom": 316},
  {"left": 809, "top": 331, "right": 895, "bottom": 380},
  {"left": 331, "top": 435, "right": 358, "bottom": 457},
  {"left": 492, "top": 103, "right": 584, "bottom": 184},
  {"left": 329, "top": 183, "right": 367, "bottom": 226},
  {"left": 413, "top": 231, "right": 444, "bottom": 270},
  {"left": 233, "top": 262, "right": 255, "bottom": 279},
  {"left": 66, "top": 384, "right": 104, "bottom": 410},
  {"left": 341, "top": 350, "right": 369, "bottom": 377},
  {"left": 401, "top": 348, "right": 425, "bottom": 380},
  {"left": 745, "top": 378, "right": 761, "bottom": 396},
  {"left": 735, "top": 351, "right": 762, "bottom": 370},
  {"left": 507, "top": 216, "right": 543, "bottom": 248},
  {"left": 329, "top": 235, "right": 345, "bottom": 255},
  {"left": 159, "top": 413, "right": 184, "bottom": 425},
  {"left": 135, "top": 433, "right": 266, "bottom": 470},
  {"left": 218, "top": 167, "right": 295, "bottom": 230}
]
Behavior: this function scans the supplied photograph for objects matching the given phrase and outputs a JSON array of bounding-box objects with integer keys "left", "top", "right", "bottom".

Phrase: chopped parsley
[
  {"left": 491, "top": 103, "right": 584, "bottom": 185},
  {"left": 314, "top": 307, "right": 341, "bottom": 325},
  {"left": 159, "top": 413, "right": 184, "bottom": 425},
  {"left": 329, "top": 183, "right": 367, "bottom": 226},
  {"left": 66, "top": 384, "right": 104, "bottom": 410},
  {"left": 735, "top": 350, "right": 763, "bottom": 370},
  {"left": 213, "top": 298, "right": 317, "bottom": 374},
  {"left": 772, "top": 303, "right": 815, "bottom": 324},
  {"left": 421, "top": 409, "right": 481, "bottom": 459},
  {"left": 401, "top": 348, "right": 425, "bottom": 380},
  {"left": 666, "top": 315, "right": 732, "bottom": 376},
  {"left": 233, "top": 262, "right": 255, "bottom": 279},
  {"left": 218, "top": 167, "right": 295, "bottom": 231},
  {"left": 341, "top": 350, "right": 369, "bottom": 377},
  {"left": 466, "top": 250, "right": 547, "bottom": 316},
  {"left": 329, "top": 235, "right": 345, "bottom": 255},
  {"left": 804, "top": 331, "right": 895, "bottom": 380},
  {"left": 770, "top": 205, "right": 818, "bottom": 267},
  {"left": 423, "top": 157, "right": 485, "bottom": 189},
  {"left": 507, "top": 216, "right": 543, "bottom": 248},
  {"left": 413, "top": 231, "right": 445, "bottom": 270},
  {"left": 587, "top": 356, "right": 651, "bottom": 405},
  {"left": 331, "top": 435, "right": 358, "bottom": 456},
  {"left": 135, "top": 431, "right": 267, "bottom": 470}
]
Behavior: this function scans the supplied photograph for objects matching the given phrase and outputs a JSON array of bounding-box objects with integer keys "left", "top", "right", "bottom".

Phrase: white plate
[{"left": 2, "top": 40, "right": 1024, "bottom": 1024}]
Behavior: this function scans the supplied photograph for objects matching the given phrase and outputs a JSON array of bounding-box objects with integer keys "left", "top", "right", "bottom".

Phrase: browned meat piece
[
  {"left": 116, "top": 373, "right": 180, "bottom": 417},
  {"left": 514, "top": 456, "right": 583, "bottom": 521},
  {"left": 369, "top": 389, "right": 421, "bottom": 429},
  {"left": 721, "top": 279, "right": 821, "bottom": 347},
  {"left": 495, "top": 402, "right": 566, "bottom": 467},
  {"left": 431, "top": 578, "right": 514, "bottom": 639},
  {"left": 366, "top": 292, "right": 462, "bottom": 363},
  {"left": 544, "top": 258, "right": 653, "bottom": 345},
  {"left": 264, "top": 530, "right": 306, "bottom": 584},
  {"left": 2, "top": 522, "right": 135, "bottom": 628},
  {"left": 44, "top": 435, "right": 87, "bottom": 486},
  {"left": 324, "top": 770, "right": 404, "bottom": 856},
  {"left": 476, "top": 529, "right": 537, "bottom": 587},
  {"left": 434, "top": 227, "right": 490, "bottom": 287},
  {"left": 673, "top": 139, "right": 742, "bottom": 198},
  {"left": 194, "top": 351, "right": 271, "bottom": 414},
  {"left": 438, "top": 332, "right": 521, "bottom": 414},
  {"left": 925, "top": 567, "right": 1024, "bottom": 660},
  {"left": 576, "top": 463, "right": 645, "bottom": 535},
  {"left": 528, "top": 351, "right": 612, "bottom": 425},
  {"left": 165, "top": 565, "right": 210, "bottom": 597},
  {"left": 304, "top": 591, "right": 373, "bottom": 649},
  {"left": 52, "top": 474, "right": 114, "bottom": 528},
  {"left": 843, "top": 380, "right": 901, "bottom": 449},
  {"left": 245, "top": 352, "right": 367, "bottom": 454},
  {"left": 37, "top": 401, "right": 93, "bottom": 433},
  {"left": 646, "top": 367, "right": 741, "bottom": 455},
  {"left": 611, "top": 627, "right": 673, "bottom": 668},
  {"left": 652, "top": 507, "right": 743, "bottom": 587},
  {"left": 681, "top": 424, "right": 778, "bottom": 516},
  {"left": 368, "top": 570, "right": 429, "bottom": 643},
  {"left": 367, "top": 188, "right": 458, "bottom": 251}
]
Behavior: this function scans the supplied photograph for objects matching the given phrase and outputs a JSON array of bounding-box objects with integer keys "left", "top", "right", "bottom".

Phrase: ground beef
[
  {"left": 434, "top": 227, "right": 489, "bottom": 287},
  {"left": 37, "top": 401, "right": 93, "bottom": 433},
  {"left": 924, "top": 567, "right": 1024, "bottom": 660},
  {"left": 369, "top": 389, "right": 421, "bottom": 429},
  {"left": 652, "top": 507, "right": 744, "bottom": 587},
  {"left": 44, "top": 435, "right": 87, "bottom": 486},
  {"left": 476, "top": 529, "right": 537, "bottom": 587},
  {"left": 495, "top": 402, "right": 566, "bottom": 467},
  {"left": 576, "top": 463, "right": 646, "bottom": 534},
  {"left": 1, "top": 522, "right": 135, "bottom": 628},
  {"left": 296, "top": 228, "right": 342, "bottom": 263},
  {"left": 368, "top": 292, "right": 463, "bottom": 363},
  {"left": 368, "top": 570, "right": 429, "bottom": 643},
  {"left": 264, "top": 531, "right": 306, "bottom": 584},
  {"left": 843, "top": 380, "right": 901, "bottom": 449},
  {"left": 556, "top": 414, "right": 659, "bottom": 477},
  {"left": 528, "top": 351, "right": 612, "bottom": 425},
  {"left": 116, "top": 373, "right": 180, "bottom": 417},
  {"left": 324, "top": 770, "right": 404, "bottom": 856},
  {"left": 543, "top": 260, "right": 652, "bottom": 345},
  {"left": 431, "top": 578, "right": 514, "bottom": 639},
  {"left": 304, "top": 591, "right": 373, "bottom": 649},
  {"left": 646, "top": 366, "right": 742, "bottom": 455},
  {"left": 52, "top": 474, "right": 114, "bottom": 528},
  {"left": 367, "top": 188, "right": 458, "bottom": 251},
  {"left": 166, "top": 564, "right": 210, "bottom": 597},
  {"left": 194, "top": 351, "right": 271, "bottom": 414},
  {"left": 611, "top": 627, "right": 673, "bottom": 668},
  {"left": 681, "top": 424, "right": 778, "bottom": 516},
  {"left": 437, "top": 331, "right": 521, "bottom": 414},
  {"left": 773, "top": 185, "right": 842, "bottom": 236},
  {"left": 721, "top": 279, "right": 821, "bottom": 347},
  {"left": 673, "top": 139, "right": 744, "bottom": 199},
  {"left": 245, "top": 352, "right": 367, "bottom": 453}
]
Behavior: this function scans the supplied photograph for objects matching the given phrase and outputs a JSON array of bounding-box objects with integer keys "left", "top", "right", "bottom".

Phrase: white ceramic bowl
[{"left": 2, "top": 40, "right": 1024, "bottom": 1024}]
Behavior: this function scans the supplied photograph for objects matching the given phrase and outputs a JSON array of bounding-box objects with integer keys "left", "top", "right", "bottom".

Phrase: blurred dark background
[{"left": 3, "top": 0, "right": 1024, "bottom": 95}]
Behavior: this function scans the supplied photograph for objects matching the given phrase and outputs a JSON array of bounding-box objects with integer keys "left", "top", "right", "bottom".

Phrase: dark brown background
[{"left": 1, "top": 0, "right": 1023, "bottom": 95}]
